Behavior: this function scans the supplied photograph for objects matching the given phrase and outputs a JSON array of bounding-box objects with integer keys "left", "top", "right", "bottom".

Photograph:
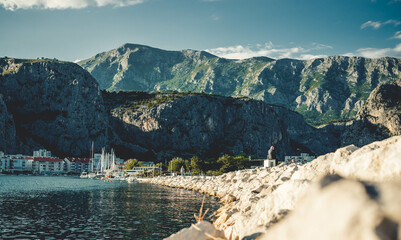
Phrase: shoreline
[
  {"left": 140, "top": 163, "right": 314, "bottom": 239},
  {"left": 140, "top": 136, "right": 401, "bottom": 240}
]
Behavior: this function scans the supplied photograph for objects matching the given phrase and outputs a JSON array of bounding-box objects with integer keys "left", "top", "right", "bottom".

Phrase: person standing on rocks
[
  {"left": 180, "top": 166, "right": 185, "bottom": 177},
  {"left": 267, "top": 146, "right": 277, "bottom": 166}
]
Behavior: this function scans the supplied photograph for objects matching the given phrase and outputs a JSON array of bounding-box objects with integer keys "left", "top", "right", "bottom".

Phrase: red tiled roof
[
  {"left": 34, "top": 157, "right": 63, "bottom": 162},
  {"left": 66, "top": 157, "right": 91, "bottom": 164}
]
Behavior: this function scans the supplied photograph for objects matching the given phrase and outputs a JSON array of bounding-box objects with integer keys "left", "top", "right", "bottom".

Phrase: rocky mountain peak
[
  {"left": 78, "top": 44, "right": 401, "bottom": 126},
  {"left": 338, "top": 78, "right": 401, "bottom": 147},
  {"left": 357, "top": 78, "right": 401, "bottom": 135}
]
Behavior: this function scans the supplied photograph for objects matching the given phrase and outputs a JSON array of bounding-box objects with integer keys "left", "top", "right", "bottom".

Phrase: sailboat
[
  {"left": 109, "top": 149, "right": 126, "bottom": 181},
  {"left": 87, "top": 142, "right": 97, "bottom": 179}
]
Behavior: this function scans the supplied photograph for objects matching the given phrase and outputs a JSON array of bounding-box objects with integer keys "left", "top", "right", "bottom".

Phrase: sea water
[{"left": 0, "top": 175, "right": 218, "bottom": 239}]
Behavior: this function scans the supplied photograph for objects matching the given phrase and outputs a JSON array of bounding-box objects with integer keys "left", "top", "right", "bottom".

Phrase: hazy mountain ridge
[{"left": 78, "top": 44, "right": 401, "bottom": 125}]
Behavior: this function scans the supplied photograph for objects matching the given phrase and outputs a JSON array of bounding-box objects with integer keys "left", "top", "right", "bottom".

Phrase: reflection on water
[{"left": 0, "top": 176, "right": 218, "bottom": 239}]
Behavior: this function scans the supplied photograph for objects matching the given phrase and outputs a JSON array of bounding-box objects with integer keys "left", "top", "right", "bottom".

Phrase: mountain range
[
  {"left": 1, "top": 43, "right": 400, "bottom": 161},
  {"left": 78, "top": 43, "right": 401, "bottom": 125},
  {"left": 0, "top": 57, "right": 343, "bottom": 160}
]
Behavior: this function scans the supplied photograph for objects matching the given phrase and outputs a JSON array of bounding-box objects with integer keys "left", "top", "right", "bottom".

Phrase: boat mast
[
  {"left": 90, "top": 141, "right": 94, "bottom": 173},
  {"left": 111, "top": 149, "right": 116, "bottom": 172},
  {"left": 101, "top": 147, "right": 105, "bottom": 174}
]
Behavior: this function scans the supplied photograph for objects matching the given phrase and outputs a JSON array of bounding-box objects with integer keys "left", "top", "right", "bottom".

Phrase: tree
[
  {"left": 168, "top": 157, "right": 186, "bottom": 172},
  {"left": 190, "top": 156, "right": 203, "bottom": 175},
  {"left": 184, "top": 159, "right": 190, "bottom": 172},
  {"left": 217, "top": 154, "right": 251, "bottom": 174},
  {"left": 233, "top": 155, "right": 250, "bottom": 170},
  {"left": 124, "top": 159, "right": 142, "bottom": 170},
  {"left": 217, "top": 154, "right": 236, "bottom": 173}
]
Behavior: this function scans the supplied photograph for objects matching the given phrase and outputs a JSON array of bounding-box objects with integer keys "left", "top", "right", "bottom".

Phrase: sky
[{"left": 0, "top": 0, "right": 401, "bottom": 62}]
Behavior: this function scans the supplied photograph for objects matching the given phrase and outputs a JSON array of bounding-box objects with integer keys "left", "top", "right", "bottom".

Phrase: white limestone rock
[
  {"left": 260, "top": 175, "right": 401, "bottom": 240},
  {"left": 330, "top": 136, "right": 401, "bottom": 182},
  {"left": 146, "top": 136, "right": 401, "bottom": 240},
  {"left": 165, "top": 221, "right": 225, "bottom": 240}
]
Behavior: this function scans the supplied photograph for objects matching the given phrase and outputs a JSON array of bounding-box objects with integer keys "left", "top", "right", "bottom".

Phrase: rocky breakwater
[
  {"left": 0, "top": 58, "right": 111, "bottom": 156},
  {"left": 145, "top": 136, "right": 401, "bottom": 240}
]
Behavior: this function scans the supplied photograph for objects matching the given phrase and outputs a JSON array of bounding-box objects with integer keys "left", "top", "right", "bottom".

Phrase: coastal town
[
  {"left": 0, "top": 147, "right": 318, "bottom": 176},
  {"left": 0, "top": 149, "right": 125, "bottom": 175}
]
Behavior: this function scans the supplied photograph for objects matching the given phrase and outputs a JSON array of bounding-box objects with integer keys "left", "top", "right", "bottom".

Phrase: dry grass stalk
[{"left": 194, "top": 195, "right": 210, "bottom": 222}]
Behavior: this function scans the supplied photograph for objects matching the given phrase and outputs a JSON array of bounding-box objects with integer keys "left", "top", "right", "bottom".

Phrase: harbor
[{"left": 0, "top": 148, "right": 162, "bottom": 183}]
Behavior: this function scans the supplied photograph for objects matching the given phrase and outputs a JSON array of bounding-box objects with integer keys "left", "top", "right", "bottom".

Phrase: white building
[
  {"left": 284, "top": 153, "right": 315, "bottom": 164},
  {"left": 33, "top": 149, "right": 52, "bottom": 157},
  {"left": 32, "top": 157, "right": 65, "bottom": 174},
  {"left": 0, "top": 149, "right": 124, "bottom": 174},
  {"left": 65, "top": 157, "right": 90, "bottom": 173},
  {"left": 0, "top": 155, "right": 10, "bottom": 172}
]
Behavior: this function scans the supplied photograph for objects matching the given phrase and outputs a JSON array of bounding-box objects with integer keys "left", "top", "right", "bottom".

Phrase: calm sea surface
[{"left": 0, "top": 175, "right": 218, "bottom": 239}]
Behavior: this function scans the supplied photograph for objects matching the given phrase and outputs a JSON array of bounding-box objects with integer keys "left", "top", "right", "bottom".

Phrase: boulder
[
  {"left": 330, "top": 136, "right": 401, "bottom": 182},
  {"left": 165, "top": 221, "right": 225, "bottom": 240},
  {"left": 260, "top": 175, "right": 401, "bottom": 240}
]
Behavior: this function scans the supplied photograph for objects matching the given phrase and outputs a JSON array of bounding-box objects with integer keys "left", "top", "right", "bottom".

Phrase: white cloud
[
  {"left": 384, "top": 19, "right": 401, "bottom": 26},
  {"left": 361, "top": 21, "right": 382, "bottom": 29},
  {"left": 361, "top": 19, "right": 401, "bottom": 29},
  {"left": 391, "top": 31, "right": 401, "bottom": 39},
  {"left": 0, "top": 0, "right": 145, "bottom": 11},
  {"left": 346, "top": 43, "right": 401, "bottom": 58},
  {"left": 299, "top": 54, "right": 328, "bottom": 60},
  {"left": 205, "top": 42, "right": 331, "bottom": 60},
  {"left": 311, "top": 43, "right": 333, "bottom": 50}
]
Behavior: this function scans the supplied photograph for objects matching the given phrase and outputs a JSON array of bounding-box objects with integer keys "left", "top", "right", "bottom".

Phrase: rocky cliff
[
  {"left": 78, "top": 43, "right": 401, "bottom": 125},
  {"left": 0, "top": 58, "right": 112, "bottom": 156},
  {"left": 341, "top": 79, "right": 401, "bottom": 147},
  {"left": 103, "top": 91, "right": 340, "bottom": 161},
  {"left": 0, "top": 95, "right": 17, "bottom": 153}
]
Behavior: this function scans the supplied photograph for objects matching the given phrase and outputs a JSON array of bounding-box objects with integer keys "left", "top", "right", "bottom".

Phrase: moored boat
[
  {"left": 87, "top": 172, "right": 96, "bottom": 179},
  {"left": 126, "top": 176, "right": 138, "bottom": 183},
  {"left": 80, "top": 171, "right": 88, "bottom": 178}
]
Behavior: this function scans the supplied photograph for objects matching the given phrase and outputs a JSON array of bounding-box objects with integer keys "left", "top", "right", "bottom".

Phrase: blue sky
[{"left": 0, "top": 0, "right": 401, "bottom": 61}]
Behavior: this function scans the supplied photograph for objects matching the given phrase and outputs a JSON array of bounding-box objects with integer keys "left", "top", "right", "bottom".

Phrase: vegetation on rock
[{"left": 167, "top": 154, "right": 253, "bottom": 176}]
